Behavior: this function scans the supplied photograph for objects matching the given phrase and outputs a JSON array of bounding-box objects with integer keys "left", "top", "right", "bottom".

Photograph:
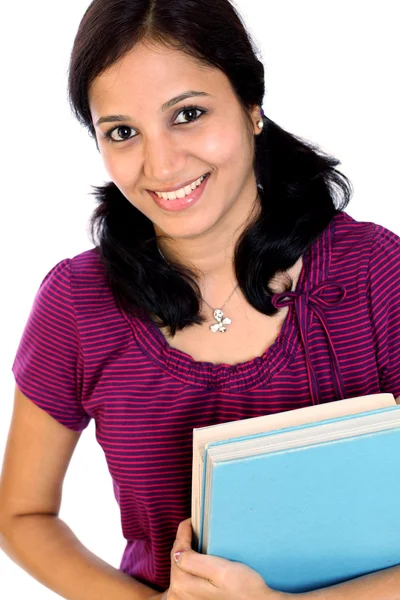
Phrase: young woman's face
[{"left": 89, "top": 41, "right": 261, "bottom": 241}]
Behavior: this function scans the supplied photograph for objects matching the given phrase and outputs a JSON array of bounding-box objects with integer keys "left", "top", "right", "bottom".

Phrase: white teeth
[{"left": 154, "top": 174, "right": 207, "bottom": 200}]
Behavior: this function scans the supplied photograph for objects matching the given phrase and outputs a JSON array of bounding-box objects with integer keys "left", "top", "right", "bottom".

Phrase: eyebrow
[{"left": 95, "top": 90, "right": 212, "bottom": 127}]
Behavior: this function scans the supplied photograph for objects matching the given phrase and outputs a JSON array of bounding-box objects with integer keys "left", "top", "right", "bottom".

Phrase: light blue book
[{"left": 197, "top": 403, "right": 400, "bottom": 593}]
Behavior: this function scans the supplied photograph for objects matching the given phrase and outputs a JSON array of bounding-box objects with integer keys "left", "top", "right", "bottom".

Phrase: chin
[
  {"left": 156, "top": 207, "right": 222, "bottom": 237},
  {"left": 162, "top": 223, "right": 214, "bottom": 240}
]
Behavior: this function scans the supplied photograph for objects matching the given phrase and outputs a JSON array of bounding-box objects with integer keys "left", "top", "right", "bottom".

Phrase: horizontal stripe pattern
[{"left": 12, "top": 211, "right": 400, "bottom": 591}]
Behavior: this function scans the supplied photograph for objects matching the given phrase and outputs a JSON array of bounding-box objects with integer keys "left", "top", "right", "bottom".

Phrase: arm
[
  {"left": 0, "top": 514, "right": 163, "bottom": 600},
  {"left": 0, "top": 386, "right": 163, "bottom": 600},
  {"left": 300, "top": 566, "right": 400, "bottom": 599}
]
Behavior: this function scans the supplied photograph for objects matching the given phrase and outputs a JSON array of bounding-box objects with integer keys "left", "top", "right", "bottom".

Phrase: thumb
[{"left": 172, "top": 518, "right": 192, "bottom": 560}]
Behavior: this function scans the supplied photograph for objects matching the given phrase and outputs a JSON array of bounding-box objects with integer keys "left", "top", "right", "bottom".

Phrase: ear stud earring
[{"left": 258, "top": 119, "right": 264, "bottom": 129}]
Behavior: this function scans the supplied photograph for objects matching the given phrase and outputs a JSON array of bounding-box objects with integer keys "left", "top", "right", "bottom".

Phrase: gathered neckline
[{"left": 124, "top": 216, "right": 337, "bottom": 391}]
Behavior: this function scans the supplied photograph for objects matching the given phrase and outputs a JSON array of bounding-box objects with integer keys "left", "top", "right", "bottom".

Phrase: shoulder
[
  {"left": 330, "top": 211, "right": 400, "bottom": 270},
  {"left": 69, "top": 247, "right": 107, "bottom": 282},
  {"left": 331, "top": 210, "right": 400, "bottom": 249},
  {"left": 51, "top": 248, "right": 110, "bottom": 298},
  {"left": 32, "top": 248, "right": 112, "bottom": 320},
  {"left": 38, "top": 248, "right": 105, "bottom": 287},
  {"left": 65, "top": 248, "right": 118, "bottom": 318},
  {"left": 330, "top": 213, "right": 400, "bottom": 320}
]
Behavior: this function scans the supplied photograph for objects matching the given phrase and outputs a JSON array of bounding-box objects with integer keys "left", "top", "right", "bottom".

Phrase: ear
[{"left": 250, "top": 105, "right": 264, "bottom": 136}]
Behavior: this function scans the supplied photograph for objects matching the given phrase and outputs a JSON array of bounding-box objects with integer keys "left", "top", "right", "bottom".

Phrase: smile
[
  {"left": 152, "top": 174, "right": 208, "bottom": 201},
  {"left": 148, "top": 172, "right": 211, "bottom": 213}
]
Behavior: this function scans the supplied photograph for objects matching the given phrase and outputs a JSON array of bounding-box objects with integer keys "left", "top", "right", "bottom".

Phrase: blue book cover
[{"left": 200, "top": 406, "right": 400, "bottom": 593}]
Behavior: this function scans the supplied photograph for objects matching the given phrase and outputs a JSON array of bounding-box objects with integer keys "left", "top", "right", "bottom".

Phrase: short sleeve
[
  {"left": 367, "top": 225, "right": 400, "bottom": 399},
  {"left": 12, "top": 259, "right": 92, "bottom": 432}
]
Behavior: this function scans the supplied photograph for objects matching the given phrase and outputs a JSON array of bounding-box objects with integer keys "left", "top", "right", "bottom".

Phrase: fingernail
[{"left": 173, "top": 551, "right": 183, "bottom": 564}]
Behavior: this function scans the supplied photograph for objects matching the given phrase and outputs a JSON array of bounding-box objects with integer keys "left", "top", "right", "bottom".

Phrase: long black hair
[{"left": 68, "top": 0, "right": 352, "bottom": 336}]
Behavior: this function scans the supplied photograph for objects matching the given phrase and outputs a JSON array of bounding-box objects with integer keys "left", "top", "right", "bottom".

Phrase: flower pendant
[{"left": 210, "top": 309, "right": 232, "bottom": 333}]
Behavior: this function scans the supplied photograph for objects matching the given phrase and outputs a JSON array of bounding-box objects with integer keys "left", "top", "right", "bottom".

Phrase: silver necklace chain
[
  {"left": 157, "top": 245, "right": 238, "bottom": 333},
  {"left": 201, "top": 284, "right": 239, "bottom": 312}
]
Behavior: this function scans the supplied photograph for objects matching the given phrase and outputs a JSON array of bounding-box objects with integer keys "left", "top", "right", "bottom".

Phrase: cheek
[
  {"left": 199, "top": 126, "right": 248, "bottom": 167},
  {"left": 100, "top": 149, "right": 139, "bottom": 189}
]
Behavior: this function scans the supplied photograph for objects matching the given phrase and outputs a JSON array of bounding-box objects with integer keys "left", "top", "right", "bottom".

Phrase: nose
[{"left": 142, "top": 130, "right": 188, "bottom": 184}]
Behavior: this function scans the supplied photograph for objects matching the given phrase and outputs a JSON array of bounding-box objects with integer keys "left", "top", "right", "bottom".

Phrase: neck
[{"left": 155, "top": 181, "right": 261, "bottom": 288}]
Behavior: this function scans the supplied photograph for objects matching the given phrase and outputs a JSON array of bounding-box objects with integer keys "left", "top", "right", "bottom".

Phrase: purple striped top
[{"left": 12, "top": 211, "right": 400, "bottom": 591}]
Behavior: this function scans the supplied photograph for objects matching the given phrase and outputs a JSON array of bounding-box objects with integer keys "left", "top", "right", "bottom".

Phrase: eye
[
  {"left": 174, "top": 106, "right": 206, "bottom": 125},
  {"left": 105, "top": 126, "right": 137, "bottom": 143},
  {"left": 103, "top": 105, "right": 206, "bottom": 144}
]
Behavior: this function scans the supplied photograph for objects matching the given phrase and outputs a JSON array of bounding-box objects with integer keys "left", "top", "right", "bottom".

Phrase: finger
[
  {"left": 170, "top": 518, "right": 193, "bottom": 566},
  {"left": 174, "top": 549, "right": 233, "bottom": 585},
  {"left": 170, "top": 568, "right": 214, "bottom": 598},
  {"left": 175, "top": 518, "right": 192, "bottom": 545},
  {"left": 172, "top": 518, "right": 192, "bottom": 553}
]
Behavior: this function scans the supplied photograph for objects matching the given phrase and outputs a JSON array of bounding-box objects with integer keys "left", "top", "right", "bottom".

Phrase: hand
[{"left": 165, "top": 518, "right": 290, "bottom": 600}]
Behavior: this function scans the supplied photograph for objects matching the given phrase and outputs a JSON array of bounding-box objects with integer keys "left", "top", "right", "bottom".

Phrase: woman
[{"left": 0, "top": 0, "right": 399, "bottom": 598}]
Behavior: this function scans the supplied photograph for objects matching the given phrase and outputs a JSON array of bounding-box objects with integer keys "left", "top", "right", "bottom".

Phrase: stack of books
[{"left": 191, "top": 393, "right": 400, "bottom": 593}]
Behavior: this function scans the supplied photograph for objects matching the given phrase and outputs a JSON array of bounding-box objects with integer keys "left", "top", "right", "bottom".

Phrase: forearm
[
  {"left": 0, "top": 514, "right": 162, "bottom": 600},
  {"left": 298, "top": 565, "right": 400, "bottom": 599}
]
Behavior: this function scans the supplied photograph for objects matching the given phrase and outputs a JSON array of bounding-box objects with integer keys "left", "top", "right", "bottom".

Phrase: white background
[{"left": 0, "top": 0, "right": 399, "bottom": 597}]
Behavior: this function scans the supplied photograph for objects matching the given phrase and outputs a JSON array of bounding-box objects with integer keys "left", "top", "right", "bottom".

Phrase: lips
[
  {"left": 148, "top": 172, "right": 209, "bottom": 195},
  {"left": 148, "top": 172, "right": 210, "bottom": 213}
]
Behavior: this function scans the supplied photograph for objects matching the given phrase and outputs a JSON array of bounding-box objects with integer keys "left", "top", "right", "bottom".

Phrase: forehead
[{"left": 89, "top": 41, "right": 230, "bottom": 118}]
